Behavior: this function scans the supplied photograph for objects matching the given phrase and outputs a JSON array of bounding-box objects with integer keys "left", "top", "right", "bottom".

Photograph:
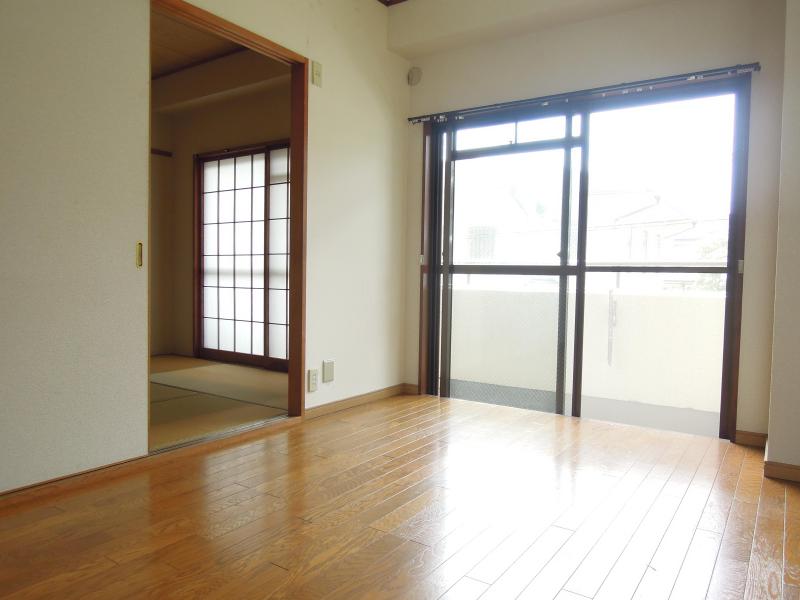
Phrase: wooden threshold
[{"left": 149, "top": 413, "right": 290, "bottom": 455}]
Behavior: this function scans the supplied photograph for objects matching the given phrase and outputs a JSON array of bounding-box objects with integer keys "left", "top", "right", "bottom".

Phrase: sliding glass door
[
  {"left": 439, "top": 116, "right": 580, "bottom": 415},
  {"left": 580, "top": 95, "right": 735, "bottom": 436},
  {"left": 428, "top": 75, "right": 748, "bottom": 438}
]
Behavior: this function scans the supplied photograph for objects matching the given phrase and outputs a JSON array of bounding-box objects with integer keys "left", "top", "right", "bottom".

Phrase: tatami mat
[
  {"left": 150, "top": 383, "right": 196, "bottom": 403},
  {"left": 150, "top": 363, "right": 288, "bottom": 411},
  {"left": 149, "top": 355, "right": 216, "bottom": 374}
]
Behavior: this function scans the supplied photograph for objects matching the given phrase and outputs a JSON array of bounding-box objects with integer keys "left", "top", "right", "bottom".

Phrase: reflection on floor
[
  {"left": 450, "top": 379, "right": 719, "bottom": 437},
  {"left": 149, "top": 355, "right": 288, "bottom": 451}
]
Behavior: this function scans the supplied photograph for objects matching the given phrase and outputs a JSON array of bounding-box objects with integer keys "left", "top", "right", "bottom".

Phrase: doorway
[
  {"left": 424, "top": 74, "right": 750, "bottom": 438},
  {"left": 148, "top": 0, "right": 307, "bottom": 451}
]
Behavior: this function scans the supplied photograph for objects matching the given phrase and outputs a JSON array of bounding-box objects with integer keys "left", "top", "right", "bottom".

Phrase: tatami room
[
  {"left": 148, "top": 11, "right": 293, "bottom": 450},
  {"left": 1, "top": 0, "right": 799, "bottom": 598}
]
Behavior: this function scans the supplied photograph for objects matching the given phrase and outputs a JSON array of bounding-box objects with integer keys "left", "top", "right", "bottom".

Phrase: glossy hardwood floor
[{"left": 0, "top": 395, "right": 797, "bottom": 599}]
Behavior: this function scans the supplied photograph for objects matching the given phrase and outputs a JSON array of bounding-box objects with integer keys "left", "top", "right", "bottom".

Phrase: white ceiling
[{"left": 388, "top": 0, "right": 676, "bottom": 58}]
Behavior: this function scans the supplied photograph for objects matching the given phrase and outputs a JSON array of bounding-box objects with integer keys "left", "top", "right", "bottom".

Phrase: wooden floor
[{"left": 0, "top": 395, "right": 797, "bottom": 599}]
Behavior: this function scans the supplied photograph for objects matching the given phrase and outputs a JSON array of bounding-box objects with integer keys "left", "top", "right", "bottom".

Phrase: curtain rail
[{"left": 408, "top": 63, "right": 760, "bottom": 124}]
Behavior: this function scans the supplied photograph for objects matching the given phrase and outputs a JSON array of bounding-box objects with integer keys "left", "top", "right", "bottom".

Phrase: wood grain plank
[
  {"left": 743, "top": 475, "right": 785, "bottom": 599},
  {"left": 706, "top": 448, "right": 764, "bottom": 599}
]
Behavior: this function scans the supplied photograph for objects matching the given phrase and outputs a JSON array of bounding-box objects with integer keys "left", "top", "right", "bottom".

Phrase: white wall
[
  {"left": 0, "top": 0, "right": 150, "bottom": 492},
  {"left": 767, "top": 0, "right": 800, "bottom": 466},
  {"left": 401, "top": 0, "right": 786, "bottom": 435},
  {"left": 389, "top": 0, "right": 670, "bottom": 57},
  {"left": 185, "top": 0, "right": 411, "bottom": 409}
]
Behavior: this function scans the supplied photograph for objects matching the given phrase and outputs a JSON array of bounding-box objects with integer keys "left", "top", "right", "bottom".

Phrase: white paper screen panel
[{"left": 200, "top": 146, "right": 290, "bottom": 361}]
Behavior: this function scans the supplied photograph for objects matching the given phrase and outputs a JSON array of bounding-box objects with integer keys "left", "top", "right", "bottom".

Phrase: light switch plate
[
  {"left": 311, "top": 61, "right": 322, "bottom": 87},
  {"left": 322, "top": 360, "right": 334, "bottom": 383},
  {"left": 308, "top": 369, "right": 318, "bottom": 392}
]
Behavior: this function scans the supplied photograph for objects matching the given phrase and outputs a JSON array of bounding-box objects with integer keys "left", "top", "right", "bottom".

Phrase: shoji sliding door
[{"left": 197, "top": 142, "right": 290, "bottom": 371}]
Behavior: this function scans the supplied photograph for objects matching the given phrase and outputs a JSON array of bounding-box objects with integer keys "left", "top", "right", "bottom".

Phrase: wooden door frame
[{"left": 152, "top": 0, "right": 307, "bottom": 417}]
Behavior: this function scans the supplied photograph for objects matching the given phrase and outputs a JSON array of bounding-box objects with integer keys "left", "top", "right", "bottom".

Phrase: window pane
[
  {"left": 269, "top": 255, "right": 287, "bottom": 289},
  {"left": 203, "top": 287, "right": 218, "bottom": 318},
  {"left": 218, "top": 256, "right": 233, "bottom": 287},
  {"left": 235, "top": 155, "right": 251, "bottom": 189},
  {"left": 456, "top": 123, "right": 515, "bottom": 151},
  {"left": 203, "top": 256, "right": 217, "bottom": 286},
  {"left": 268, "top": 324, "right": 287, "bottom": 359},
  {"left": 269, "top": 289, "right": 287, "bottom": 324},
  {"left": 252, "top": 289, "right": 264, "bottom": 322},
  {"left": 203, "top": 161, "right": 218, "bottom": 193},
  {"left": 235, "top": 287, "right": 251, "bottom": 320},
  {"left": 252, "top": 187, "right": 265, "bottom": 220},
  {"left": 564, "top": 275, "right": 577, "bottom": 417},
  {"left": 219, "top": 319, "right": 234, "bottom": 351},
  {"left": 252, "top": 221, "right": 265, "bottom": 254},
  {"left": 203, "top": 193, "right": 217, "bottom": 224},
  {"left": 219, "top": 158, "right": 235, "bottom": 191},
  {"left": 235, "top": 222, "right": 251, "bottom": 255},
  {"left": 581, "top": 272, "right": 725, "bottom": 436},
  {"left": 235, "top": 320, "right": 251, "bottom": 354},
  {"left": 252, "top": 323, "right": 264, "bottom": 356},
  {"left": 203, "top": 318, "right": 218, "bottom": 349},
  {"left": 218, "top": 190, "right": 234, "bottom": 223},
  {"left": 516, "top": 115, "right": 566, "bottom": 143},
  {"left": 253, "top": 153, "right": 265, "bottom": 187},
  {"left": 203, "top": 225, "right": 217, "bottom": 255},
  {"left": 219, "top": 223, "right": 234, "bottom": 255},
  {"left": 235, "top": 189, "right": 251, "bottom": 222},
  {"left": 270, "top": 148, "right": 289, "bottom": 184},
  {"left": 568, "top": 148, "right": 581, "bottom": 265},
  {"left": 218, "top": 287, "right": 234, "bottom": 319},
  {"left": 269, "top": 184, "right": 288, "bottom": 219},
  {"left": 234, "top": 255, "right": 250, "bottom": 288},
  {"left": 572, "top": 114, "right": 582, "bottom": 137},
  {"left": 449, "top": 274, "right": 560, "bottom": 413},
  {"left": 269, "top": 219, "right": 288, "bottom": 254},
  {"left": 452, "top": 150, "right": 564, "bottom": 265},
  {"left": 587, "top": 94, "right": 735, "bottom": 266},
  {"left": 252, "top": 255, "right": 265, "bottom": 288}
]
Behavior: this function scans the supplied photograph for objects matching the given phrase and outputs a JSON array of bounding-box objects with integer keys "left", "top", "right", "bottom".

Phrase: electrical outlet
[
  {"left": 322, "top": 360, "right": 334, "bottom": 383},
  {"left": 308, "top": 369, "right": 318, "bottom": 392}
]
